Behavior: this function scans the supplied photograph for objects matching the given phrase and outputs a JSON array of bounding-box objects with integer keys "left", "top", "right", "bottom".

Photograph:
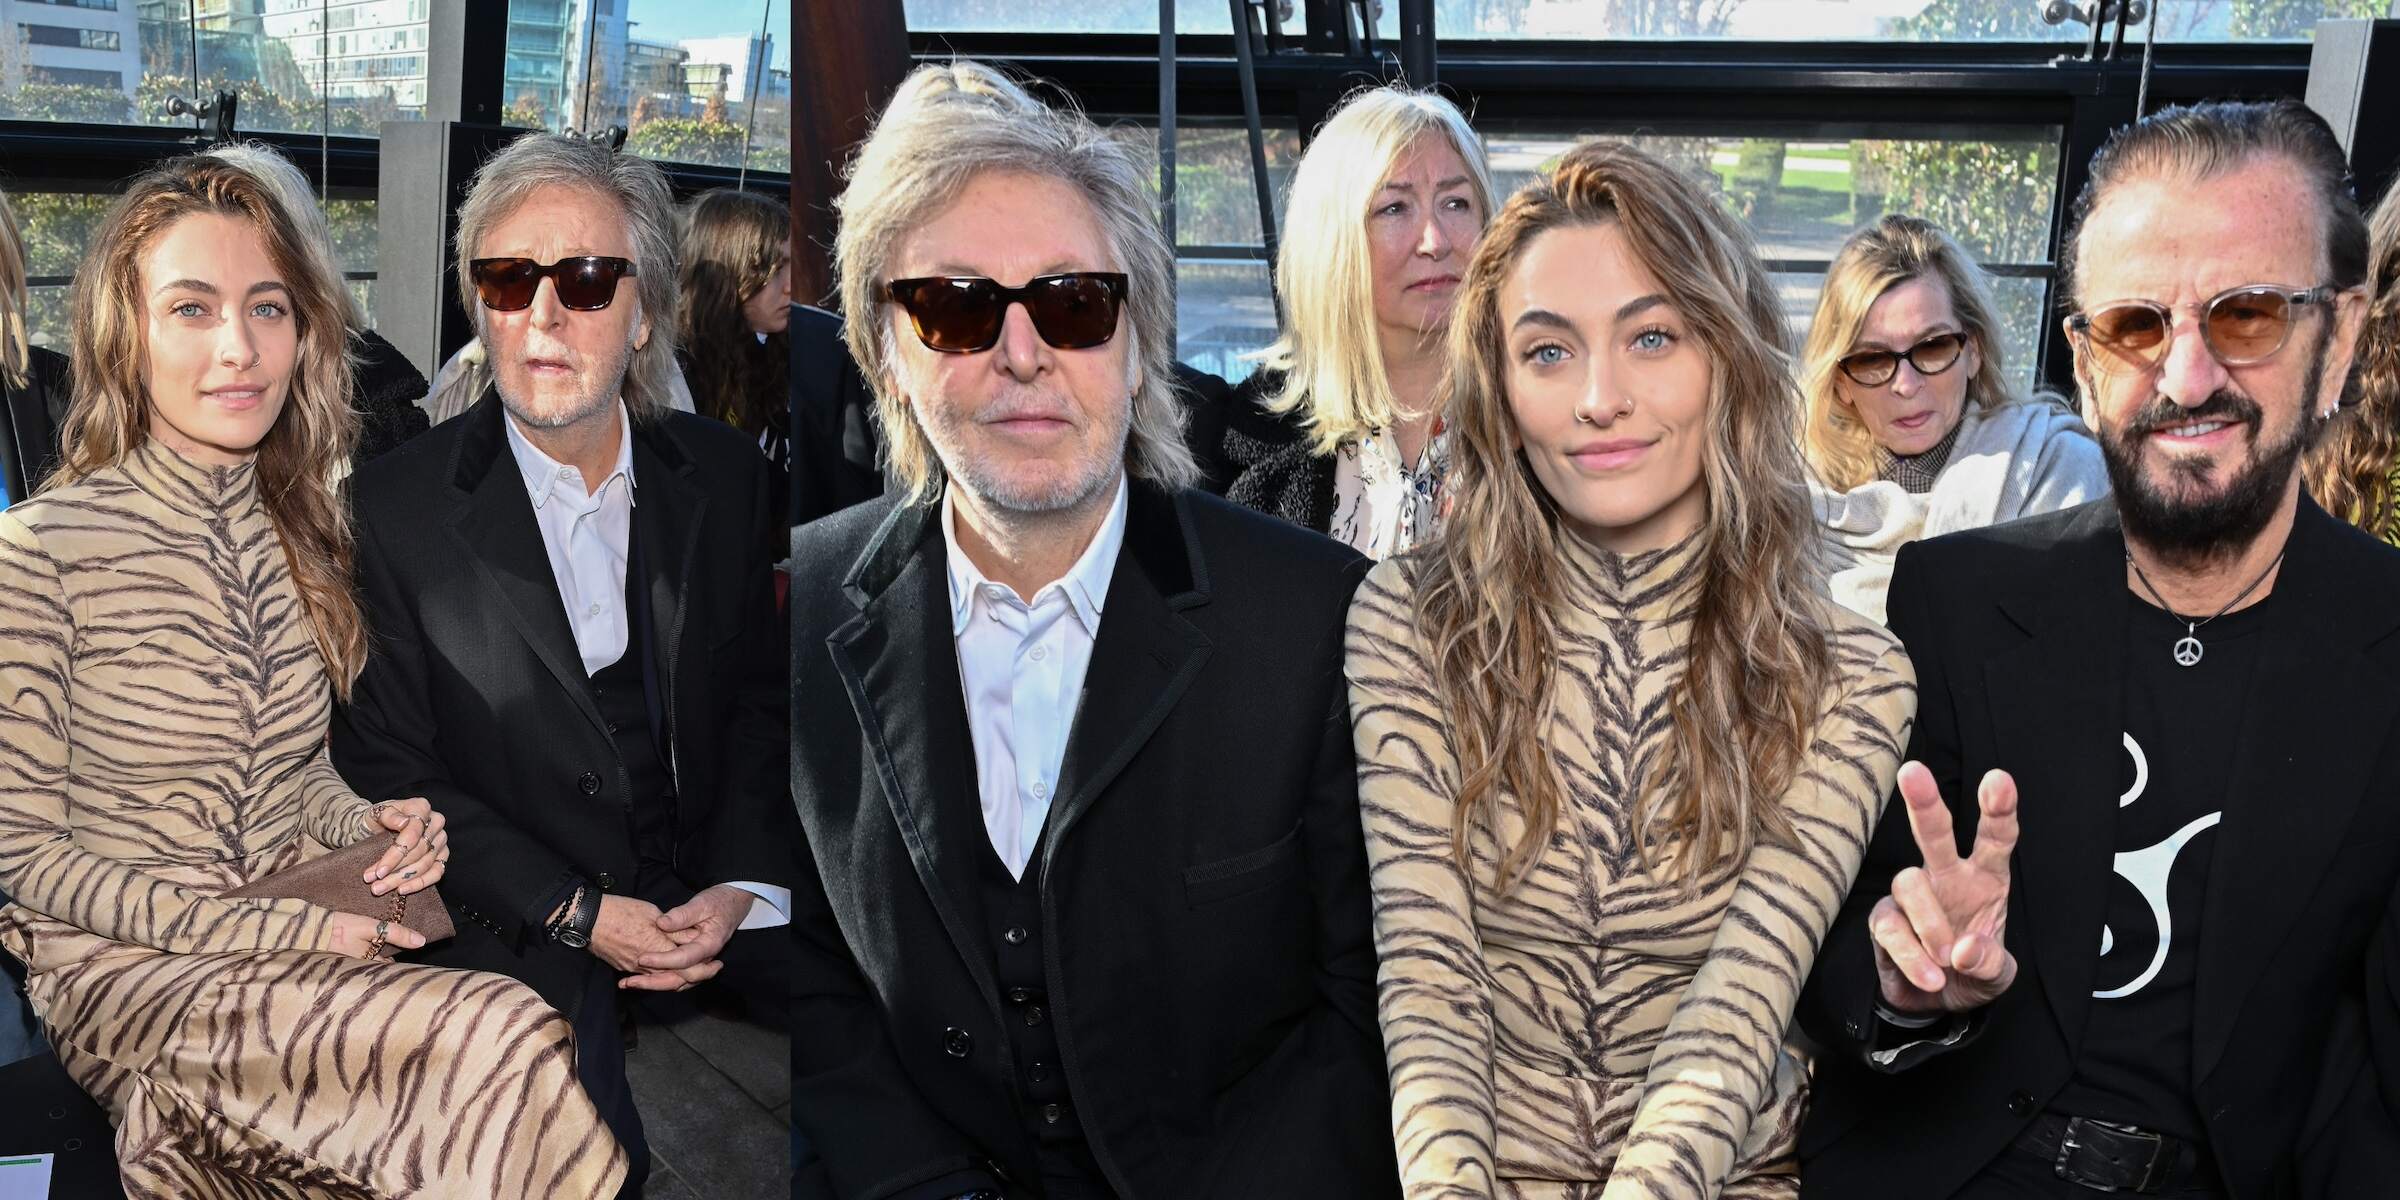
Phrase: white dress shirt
[
  {"left": 503, "top": 406, "right": 790, "bottom": 930},
  {"left": 944, "top": 476, "right": 1129, "bottom": 880}
]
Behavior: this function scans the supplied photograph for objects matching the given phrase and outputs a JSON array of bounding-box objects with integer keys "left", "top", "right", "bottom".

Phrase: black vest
[
  {"left": 586, "top": 523, "right": 675, "bottom": 867},
  {"left": 968, "top": 808, "right": 1108, "bottom": 1190}
]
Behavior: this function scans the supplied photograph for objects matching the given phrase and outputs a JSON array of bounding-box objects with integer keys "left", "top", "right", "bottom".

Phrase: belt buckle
[{"left": 2055, "top": 1116, "right": 2170, "bottom": 1194}]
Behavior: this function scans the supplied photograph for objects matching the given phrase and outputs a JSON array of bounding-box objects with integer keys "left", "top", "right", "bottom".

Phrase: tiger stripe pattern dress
[
  {"left": 0, "top": 439, "right": 626, "bottom": 1199},
  {"left": 1347, "top": 530, "right": 1915, "bottom": 1200}
]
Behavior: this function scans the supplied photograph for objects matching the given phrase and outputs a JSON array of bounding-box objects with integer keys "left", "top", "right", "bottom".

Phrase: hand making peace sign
[{"left": 1870, "top": 762, "right": 2023, "bottom": 1015}]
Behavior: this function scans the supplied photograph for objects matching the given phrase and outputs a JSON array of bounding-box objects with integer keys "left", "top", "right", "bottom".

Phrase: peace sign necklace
[{"left": 2124, "top": 546, "right": 2284, "bottom": 667}]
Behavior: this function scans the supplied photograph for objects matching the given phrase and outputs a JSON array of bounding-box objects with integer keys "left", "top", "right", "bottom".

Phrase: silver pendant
[{"left": 2173, "top": 636, "right": 2203, "bottom": 667}]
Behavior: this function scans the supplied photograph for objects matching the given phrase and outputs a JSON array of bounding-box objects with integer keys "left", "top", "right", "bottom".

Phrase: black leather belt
[{"left": 2014, "top": 1112, "right": 2221, "bottom": 1194}]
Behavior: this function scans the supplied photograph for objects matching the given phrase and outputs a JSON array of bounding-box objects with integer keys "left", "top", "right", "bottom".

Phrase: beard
[
  {"left": 918, "top": 388, "right": 1129, "bottom": 516},
  {"left": 495, "top": 334, "right": 637, "bottom": 431},
  {"left": 2092, "top": 328, "right": 2329, "bottom": 566}
]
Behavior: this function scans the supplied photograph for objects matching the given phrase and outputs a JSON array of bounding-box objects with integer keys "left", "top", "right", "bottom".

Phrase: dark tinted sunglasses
[
  {"left": 1837, "top": 331, "right": 1968, "bottom": 388},
  {"left": 469, "top": 256, "right": 638, "bottom": 312},
  {"left": 886, "top": 272, "right": 1129, "bottom": 354},
  {"left": 2067, "top": 284, "right": 2335, "bottom": 376}
]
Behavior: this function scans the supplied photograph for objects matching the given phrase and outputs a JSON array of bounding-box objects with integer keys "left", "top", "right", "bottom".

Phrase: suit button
[
  {"left": 1024, "top": 1005, "right": 1046, "bottom": 1027},
  {"left": 2007, "top": 1090, "right": 2034, "bottom": 1118},
  {"left": 1844, "top": 1019, "right": 1865, "bottom": 1040},
  {"left": 606, "top": 721, "right": 621, "bottom": 734},
  {"left": 1029, "top": 1061, "right": 1051, "bottom": 1084},
  {"left": 1002, "top": 926, "right": 1028, "bottom": 945},
  {"left": 943, "top": 1027, "right": 973, "bottom": 1058},
  {"left": 1042, "top": 1103, "right": 1064, "bottom": 1124},
  {"left": 596, "top": 873, "right": 617, "bottom": 892},
  {"left": 578, "top": 772, "right": 601, "bottom": 795},
  {"left": 1007, "top": 987, "right": 1033, "bottom": 1005}
]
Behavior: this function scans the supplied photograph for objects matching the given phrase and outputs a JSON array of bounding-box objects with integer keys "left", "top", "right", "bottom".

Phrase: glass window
[
  {"left": 902, "top": 0, "right": 1244, "bottom": 34},
  {"left": 1170, "top": 123, "right": 1300, "bottom": 247},
  {"left": 505, "top": 0, "right": 789, "bottom": 173},
  {"left": 10, "top": 191, "right": 111, "bottom": 350},
  {"left": 1177, "top": 259, "right": 1278, "bottom": 383},
  {"left": 902, "top": 0, "right": 2381, "bottom": 41}
]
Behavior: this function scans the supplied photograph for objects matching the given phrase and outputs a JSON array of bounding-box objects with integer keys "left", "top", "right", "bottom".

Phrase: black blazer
[
  {"left": 331, "top": 392, "right": 793, "bottom": 1017},
  {"left": 0, "top": 346, "right": 69, "bottom": 502},
  {"left": 1798, "top": 498, "right": 2400, "bottom": 1200},
  {"left": 787, "top": 483, "right": 1399, "bottom": 1200}
]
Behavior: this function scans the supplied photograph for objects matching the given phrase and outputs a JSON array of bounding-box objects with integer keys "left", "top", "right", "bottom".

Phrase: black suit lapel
[
  {"left": 443, "top": 395, "right": 610, "bottom": 742},
  {"left": 826, "top": 500, "right": 1003, "bottom": 1013},
  {"left": 1983, "top": 503, "right": 2129, "bottom": 1050},
  {"left": 2193, "top": 501, "right": 2400, "bottom": 1083},
  {"left": 630, "top": 422, "right": 706, "bottom": 738},
  {"left": 1044, "top": 484, "right": 1212, "bottom": 873}
]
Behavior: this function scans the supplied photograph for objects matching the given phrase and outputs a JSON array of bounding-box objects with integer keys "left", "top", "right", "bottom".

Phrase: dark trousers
[
  {"left": 571, "top": 954, "right": 650, "bottom": 1200},
  {"left": 1953, "top": 1140, "right": 2227, "bottom": 1200}
]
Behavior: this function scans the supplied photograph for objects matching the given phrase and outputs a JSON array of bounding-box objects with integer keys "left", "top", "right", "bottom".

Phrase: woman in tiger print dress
[
  {"left": 1348, "top": 141, "right": 1916, "bottom": 1200},
  {"left": 0, "top": 156, "right": 625, "bottom": 1198}
]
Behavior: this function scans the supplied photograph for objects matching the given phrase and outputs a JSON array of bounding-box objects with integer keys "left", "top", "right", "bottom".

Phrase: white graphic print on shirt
[{"left": 2095, "top": 731, "right": 2221, "bottom": 999}]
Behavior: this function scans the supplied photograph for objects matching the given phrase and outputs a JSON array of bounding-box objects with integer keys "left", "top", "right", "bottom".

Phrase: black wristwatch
[{"left": 553, "top": 883, "right": 601, "bottom": 949}]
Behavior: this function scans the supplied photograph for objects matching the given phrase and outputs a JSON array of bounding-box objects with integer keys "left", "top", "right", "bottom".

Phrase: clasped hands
[
  {"left": 327, "top": 796, "right": 449, "bottom": 959},
  {"left": 1870, "top": 762, "right": 2023, "bottom": 1016},
  {"left": 590, "top": 884, "right": 754, "bottom": 992}
]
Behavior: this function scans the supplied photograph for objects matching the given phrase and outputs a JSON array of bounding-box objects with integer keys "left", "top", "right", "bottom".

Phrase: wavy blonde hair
[
  {"left": 1800, "top": 215, "right": 2027, "bottom": 490},
  {"left": 1414, "top": 140, "right": 1834, "bottom": 892},
  {"left": 2305, "top": 183, "right": 2400, "bottom": 537},
  {"left": 834, "top": 60, "right": 1197, "bottom": 503},
  {"left": 50, "top": 156, "right": 367, "bottom": 695},
  {"left": 1255, "top": 85, "right": 1495, "bottom": 454},
  {"left": 0, "top": 186, "right": 29, "bottom": 390}
]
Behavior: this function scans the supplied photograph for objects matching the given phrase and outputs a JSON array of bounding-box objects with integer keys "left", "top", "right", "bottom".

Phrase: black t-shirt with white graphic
[{"left": 2050, "top": 588, "right": 2273, "bottom": 1141}]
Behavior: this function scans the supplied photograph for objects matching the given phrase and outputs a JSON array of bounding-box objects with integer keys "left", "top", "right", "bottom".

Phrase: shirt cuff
[{"left": 721, "top": 881, "right": 792, "bottom": 930}]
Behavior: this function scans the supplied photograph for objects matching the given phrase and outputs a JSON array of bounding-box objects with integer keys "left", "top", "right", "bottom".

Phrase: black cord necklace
[{"left": 2124, "top": 545, "right": 2285, "bottom": 668}]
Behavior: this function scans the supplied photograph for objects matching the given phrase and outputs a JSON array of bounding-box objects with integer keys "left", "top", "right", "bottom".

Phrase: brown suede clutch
[{"left": 222, "top": 832, "right": 456, "bottom": 955}]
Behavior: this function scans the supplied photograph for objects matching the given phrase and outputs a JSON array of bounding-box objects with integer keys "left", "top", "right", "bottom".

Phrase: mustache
[{"left": 2118, "top": 390, "right": 2262, "bottom": 438}]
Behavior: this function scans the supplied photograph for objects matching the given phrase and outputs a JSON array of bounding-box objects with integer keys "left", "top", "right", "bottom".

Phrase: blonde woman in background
[
  {"left": 1347, "top": 140, "right": 1914, "bottom": 1198},
  {"left": 1801, "top": 215, "right": 2108, "bottom": 624},
  {"left": 0, "top": 185, "right": 71, "bottom": 507},
  {"left": 1192, "top": 84, "right": 1495, "bottom": 557},
  {"left": 2303, "top": 183, "right": 2400, "bottom": 544}
]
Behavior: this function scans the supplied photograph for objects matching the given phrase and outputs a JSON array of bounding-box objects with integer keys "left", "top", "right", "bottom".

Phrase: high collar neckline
[
  {"left": 124, "top": 436, "right": 259, "bottom": 516},
  {"left": 1554, "top": 521, "right": 1707, "bottom": 624}
]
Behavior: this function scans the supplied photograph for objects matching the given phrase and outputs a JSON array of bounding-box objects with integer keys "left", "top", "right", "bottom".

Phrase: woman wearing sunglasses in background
[
  {"left": 1188, "top": 84, "right": 1496, "bottom": 557},
  {"left": 2303, "top": 182, "right": 2400, "bottom": 544},
  {"left": 1802, "top": 214, "right": 2108, "bottom": 624},
  {"left": 0, "top": 154, "right": 625, "bottom": 1198}
]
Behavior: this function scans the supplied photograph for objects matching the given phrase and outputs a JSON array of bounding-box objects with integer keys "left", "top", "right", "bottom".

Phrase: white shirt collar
[
  {"left": 943, "top": 474, "right": 1129, "bottom": 638},
  {"left": 502, "top": 401, "right": 637, "bottom": 511}
]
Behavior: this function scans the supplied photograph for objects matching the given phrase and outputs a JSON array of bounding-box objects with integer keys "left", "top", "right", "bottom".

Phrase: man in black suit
[
  {"left": 1798, "top": 100, "right": 2399, "bottom": 1199},
  {"left": 788, "top": 60, "right": 1398, "bottom": 1200},
  {"left": 330, "top": 134, "right": 790, "bottom": 1192}
]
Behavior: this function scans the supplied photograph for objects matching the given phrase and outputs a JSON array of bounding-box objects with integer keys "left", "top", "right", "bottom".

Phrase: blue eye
[
  {"left": 171, "top": 301, "right": 207, "bottom": 319},
  {"left": 1522, "top": 343, "right": 1569, "bottom": 367},
  {"left": 251, "top": 301, "right": 288, "bottom": 320},
  {"left": 1631, "top": 328, "right": 1675, "bottom": 353}
]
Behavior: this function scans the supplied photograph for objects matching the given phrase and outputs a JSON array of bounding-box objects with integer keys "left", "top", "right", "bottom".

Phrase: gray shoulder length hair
[
  {"left": 452, "top": 132, "right": 683, "bottom": 421},
  {"left": 833, "top": 59, "right": 1197, "bottom": 503}
]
